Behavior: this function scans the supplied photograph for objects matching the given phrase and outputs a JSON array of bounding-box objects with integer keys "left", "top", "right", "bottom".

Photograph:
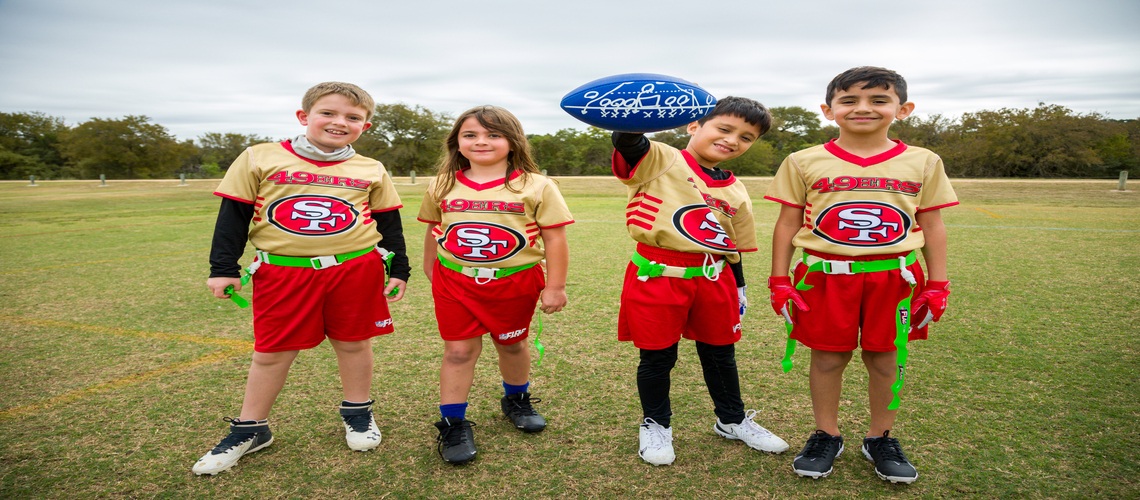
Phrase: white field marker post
[{"left": 1119, "top": 171, "right": 1129, "bottom": 191}]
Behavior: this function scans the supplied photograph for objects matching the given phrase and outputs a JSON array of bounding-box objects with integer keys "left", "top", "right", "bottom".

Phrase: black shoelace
[
  {"left": 437, "top": 420, "right": 476, "bottom": 448},
  {"left": 874, "top": 437, "right": 908, "bottom": 463},
  {"left": 505, "top": 396, "right": 542, "bottom": 417},
  {"left": 801, "top": 431, "right": 839, "bottom": 459}
]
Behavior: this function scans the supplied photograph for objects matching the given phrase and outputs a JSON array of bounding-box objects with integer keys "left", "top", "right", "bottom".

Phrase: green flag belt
[
  {"left": 225, "top": 244, "right": 394, "bottom": 308},
  {"left": 437, "top": 254, "right": 538, "bottom": 280},
  {"left": 780, "top": 250, "right": 918, "bottom": 410},
  {"left": 631, "top": 250, "right": 725, "bottom": 281}
]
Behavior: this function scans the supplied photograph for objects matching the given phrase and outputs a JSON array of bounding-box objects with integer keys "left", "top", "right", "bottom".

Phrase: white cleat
[
  {"left": 714, "top": 409, "right": 790, "bottom": 454},
  {"left": 638, "top": 417, "right": 675, "bottom": 465}
]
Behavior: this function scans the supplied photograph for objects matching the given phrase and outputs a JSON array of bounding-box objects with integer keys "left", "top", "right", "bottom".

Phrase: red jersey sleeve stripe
[
  {"left": 627, "top": 211, "right": 656, "bottom": 222},
  {"left": 538, "top": 220, "right": 575, "bottom": 229},
  {"left": 641, "top": 193, "right": 664, "bottom": 204},
  {"left": 627, "top": 219, "right": 653, "bottom": 230},
  {"left": 215, "top": 192, "right": 255, "bottom": 204},
  {"left": 638, "top": 202, "right": 660, "bottom": 213},
  {"left": 417, "top": 217, "right": 441, "bottom": 224},
  {"left": 917, "top": 201, "right": 960, "bottom": 213},
  {"left": 372, "top": 204, "right": 404, "bottom": 213}
]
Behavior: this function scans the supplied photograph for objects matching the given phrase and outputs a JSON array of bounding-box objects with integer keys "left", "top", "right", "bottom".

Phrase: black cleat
[
  {"left": 862, "top": 430, "right": 918, "bottom": 484},
  {"left": 501, "top": 392, "right": 547, "bottom": 433},
  {"left": 792, "top": 430, "right": 844, "bottom": 479},
  {"left": 434, "top": 417, "right": 477, "bottom": 464}
]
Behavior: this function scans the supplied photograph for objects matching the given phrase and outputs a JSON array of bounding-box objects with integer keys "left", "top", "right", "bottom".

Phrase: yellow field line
[
  {"left": 0, "top": 248, "right": 209, "bottom": 275},
  {"left": 0, "top": 349, "right": 245, "bottom": 419},
  {"left": 973, "top": 208, "right": 1004, "bottom": 218},
  {"left": 0, "top": 316, "right": 252, "bottom": 418},
  {"left": 0, "top": 315, "right": 252, "bottom": 348}
]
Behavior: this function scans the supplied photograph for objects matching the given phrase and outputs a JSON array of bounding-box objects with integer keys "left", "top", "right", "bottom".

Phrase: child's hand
[
  {"left": 207, "top": 277, "right": 243, "bottom": 299},
  {"left": 912, "top": 280, "right": 950, "bottom": 329},
  {"left": 738, "top": 286, "right": 748, "bottom": 317},
  {"left": 539, "top": 286, "right": 567, "bottom": 314},
  {"left": 384, "top": 278, "right": 407, "bottom": 302},
  {"left": 767, "top": 276, "right": 809, "bottom": 321}
]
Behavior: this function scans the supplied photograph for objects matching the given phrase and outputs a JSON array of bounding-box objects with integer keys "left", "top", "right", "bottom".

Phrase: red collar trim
[
  {"left": 457, "top": 168, "right": 521, "bottom": 191},
  {"left": 281, "top": 140, "right": 349, "bottom": 167},
  {"left": 824, "top": 139, "right": 908, "bottom": 167},
  {"left": 681, "top": 150, "right": 736, "bottom": 187}
]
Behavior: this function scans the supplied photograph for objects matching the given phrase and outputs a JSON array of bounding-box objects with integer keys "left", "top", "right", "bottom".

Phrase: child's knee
[
  {"left": 862, "top": 350, "right": 897, "bottom": 377},
  {"left": 443, "top": 343, "right": 480, "bottom": 365},
  {"left": 494, "top": 340, "right": 527, "bottom": 355},
  {"left": 811, "top": 349, "right": 853, "bottom": 373}
]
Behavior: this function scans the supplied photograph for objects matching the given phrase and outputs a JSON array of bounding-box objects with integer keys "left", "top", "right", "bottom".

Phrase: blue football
[{"left": 560, "top": 73, "right": 717, "bottom": 133}]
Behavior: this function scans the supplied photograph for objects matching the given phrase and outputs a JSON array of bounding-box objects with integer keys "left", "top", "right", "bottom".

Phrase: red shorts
[
  {"left": 431, "top": 259, "right": 544, "bottom": 345},
  {"left": 790, "top": 250, "right": 928, "bottom": 352},
  {"left": 251, "top": 250, "right": 393, "bottom": 353},
  {"left": 618, "top": 243, "right": 741, "bottom": 350}
]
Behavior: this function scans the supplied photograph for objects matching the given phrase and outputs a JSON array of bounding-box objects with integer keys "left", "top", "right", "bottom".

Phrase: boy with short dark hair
[
  {"left": 765, "top": 66, "right": 956, "bottom": 483},
  {"left": 612, "top": 96, "right": 790, "bottom": 466},
  {"left": 193, "top": 82, "right": 411, "bottom": 475}
]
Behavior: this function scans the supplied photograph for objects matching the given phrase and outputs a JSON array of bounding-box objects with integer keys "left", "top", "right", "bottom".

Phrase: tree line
[{"left": 1, "top": 103, "right": 1136, "bottom": 181}]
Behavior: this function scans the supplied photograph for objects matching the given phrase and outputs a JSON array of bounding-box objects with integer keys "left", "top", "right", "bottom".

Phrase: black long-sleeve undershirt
[
  {"left": 208, "top": 197, "right": 411, "bottom": 282},
  {"left": 611, "top": 132, "right": 745, "bottom": 287}
]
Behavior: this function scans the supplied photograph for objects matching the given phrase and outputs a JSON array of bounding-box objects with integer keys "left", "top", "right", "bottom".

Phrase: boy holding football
[
  {"left": 765, "top": 66, "right": 956, "bottom": 483},
  {"left": 193, "top": 82, "right": 411, "bottom": 475},
  {"left": 612, "top": 96, "right": 790, "bottom": 465}
]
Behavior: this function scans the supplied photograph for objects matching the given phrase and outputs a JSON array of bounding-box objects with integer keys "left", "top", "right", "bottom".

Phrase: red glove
[
  {"left": 768, "top": 276, "right": 809, "bottom": 320},
  {"left": 912, "top": 280, "right": 951, "bottom": 328}
]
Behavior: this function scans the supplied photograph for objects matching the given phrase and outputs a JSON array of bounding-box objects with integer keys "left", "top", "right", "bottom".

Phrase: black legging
[{"left": 637, "top": 341, "right": 745, "bottom": 428}]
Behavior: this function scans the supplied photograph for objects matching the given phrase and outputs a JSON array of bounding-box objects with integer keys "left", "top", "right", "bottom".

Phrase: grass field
[{"left": 0, "top": 177, "right": 1137, "bottom": 499}]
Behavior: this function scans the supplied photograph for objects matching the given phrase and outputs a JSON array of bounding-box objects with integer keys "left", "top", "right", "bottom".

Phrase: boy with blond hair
[
  {"left": 194, "top": 82, "right": 410, "bottom": 475},
  {"left": 765, "top": 67, "right": 956, "bottom": 483}
]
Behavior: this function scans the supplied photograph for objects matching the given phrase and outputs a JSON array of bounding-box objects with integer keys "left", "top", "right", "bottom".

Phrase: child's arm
[
  {"left": 206, "top": 197, "right": 253, "bottom": 298},
  {"left": 422, "top": 223, "right": 439, "bottom": 283},
  {"left": 371, "top": 210, "right": 410, "bottom": 302},
  {"left": 915, "top": 210, "right": 948, "bottom": 281},
  {"left": 913, "top": 209, "right": 951, "bottom": 325},
  {"left": 768, "top": 204, "right": 809, "bottom": 318},
  {"left": 538, "top": 226, "right": 568, "bottom": 314}
]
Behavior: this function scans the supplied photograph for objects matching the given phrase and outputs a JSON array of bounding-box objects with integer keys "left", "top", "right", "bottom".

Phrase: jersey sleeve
[
  {"left": 214, "top": 147, "right": 260, "bottom": 203},
  {"left": 614, "top": 141, "right": 675, "bottom": 187},
  {"left": 917, "top": 156, "right": 959, "bottom": 212},
  {"left": 368, "top": 161, "right": 403, "bottom": 213},
  {"left": 763, "top": 153, "right": 807, "bottom": 208},
  {"left": 534, "top": 178, "right": 574, "bottom": 229},
  {"left": 417, "top": 178, "right": 443, "bottom": 224}
]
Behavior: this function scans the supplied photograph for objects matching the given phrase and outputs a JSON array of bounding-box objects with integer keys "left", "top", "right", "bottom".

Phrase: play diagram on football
[{"left": 561, "top": 73, "right": 718, "bottom": 133}]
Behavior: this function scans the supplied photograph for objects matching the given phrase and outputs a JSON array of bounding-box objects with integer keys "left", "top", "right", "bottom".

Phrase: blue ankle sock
[
  {"left": 503, "top": 381, "right": 530, "bottom": 396},
  {"left": 440, "top": 403, "right": 468, "bottom": 420}
]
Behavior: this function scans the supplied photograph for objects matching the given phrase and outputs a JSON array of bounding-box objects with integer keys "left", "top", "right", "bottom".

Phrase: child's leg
[
  {"left": 862, "top": 349, "right": 899, "bottom": 437},
  {"left": 809, "top": 349, "right": 853, "bottom": 436},
  {"left": 492, "top": 339, "right": 530, "bottom": 386},
  {"left": 239, "top": 350, "right": 300, "bottom": 421},
  {"left": 440, "top": 337, "right": 483, "bottom": 405},
  {"left": 328, "top": 338, "right": 373, "bottom": 403},
  {"left": 694, "top": 341, "right": 744, "bottom": 424},
  {"left": 637, "top": 343, "right": 679, "bottom": 426}
]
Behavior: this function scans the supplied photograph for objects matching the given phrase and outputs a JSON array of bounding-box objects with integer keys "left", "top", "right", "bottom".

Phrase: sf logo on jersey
[
  {"left": 671, "top": 204, "right": 736, "bottom": 252},
  {"left": 812, "top": 201, "right": 911, "bottom": 247},
  {"left": 267, "top": 194, "right": 359, "bottom": 236},
  {"left": 440, "top": 221, "right": 526, "bottom": 264}
]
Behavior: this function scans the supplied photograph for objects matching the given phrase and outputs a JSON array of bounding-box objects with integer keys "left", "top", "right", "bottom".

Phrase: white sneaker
[
  {"left": 714, "top": 409, "right": 789, "bottom": 454},
  {"left": 340, "top": 401, "right": 382, "bottom": 451},
  {"left": 192, "top": 418, "right": 274, "bottom": 475},
  {"left": 638, "top": 417, "right": 675, "bottom": 465}
]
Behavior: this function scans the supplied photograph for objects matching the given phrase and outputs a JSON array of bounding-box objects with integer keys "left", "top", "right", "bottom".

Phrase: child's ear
[
  {"left": 362, "top": 121, "right": 372, "bottom": 131},
  {"left": 896, "top": 102, "right": 916, "bottom": 120},
  {"left": 686, "top": 121, "right": 701, "bottom": 135},
  {"left": 820, "top": 103, "right": 835, "bottom": 121},
  {"left": 296, "top": 110, "right": 309, "bottom": 126}
]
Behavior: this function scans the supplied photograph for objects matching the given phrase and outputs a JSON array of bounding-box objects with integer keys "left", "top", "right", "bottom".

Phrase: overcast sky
[{"left": 1, "top": 0, "right": 1137, "bottom": 141}]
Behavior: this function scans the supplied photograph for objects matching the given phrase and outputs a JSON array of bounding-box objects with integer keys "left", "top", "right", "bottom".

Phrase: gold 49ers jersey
[
  {"left": 764, "top": 140, "right": 958, "bottom": 257},
  {"left": 214, "top": 141, "right": 402, "bottom": 256},
  {"left": 417, "top": 169, "right": 574, "bottom": 269},
  {"left": 613, "top": 141, "right": 758, "bottom": 261}
]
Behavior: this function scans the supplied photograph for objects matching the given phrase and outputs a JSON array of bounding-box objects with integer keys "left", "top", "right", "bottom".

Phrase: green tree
[
  {"left": 946, "top": 104, "right": 1108, "bottom": 177},
  {"left": 357, "top": 103, "right": 451, "bottom": 176},
  {"left": 198, "top": 132, "right": 274, "bottom": 170},
  {"left": 62, "top": 115, "right": 191, "bottom": 179},
  {"left": 0, "top": 111, "right": 70, "bottom": 179},
  {"left": 529, "top": 127, "right": 612, "bottom": 175}
]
